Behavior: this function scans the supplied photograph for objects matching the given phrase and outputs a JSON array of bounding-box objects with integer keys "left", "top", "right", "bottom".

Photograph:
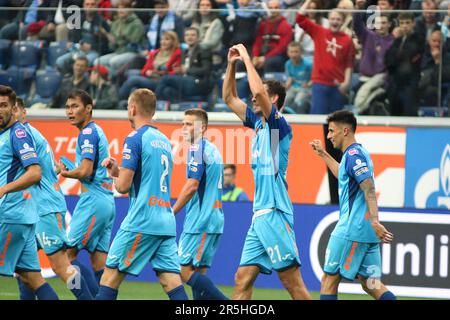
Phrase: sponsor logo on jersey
[
  {"left": 190, "top": 144, "right": 199, "bottom": 152},
  {"left": 81, "top": 139, "right": 94, "bottom": 153},
  {"left": 355, "top": 167, "right": 369, "bottom": 176},
  {"left": 348, "top": 148, "right": 359, "bottom": 156},
  {"left": 82, "top": 128, "right": 92, "bottom": 135},
  {"left": 148, "top": 196, "right": 171, "bottom": 208},
  {"left": 123, "top": 143, "right": 131, "bottom": 154},
  {"left": 353, "top": 159, "right": 368, "bottom": 171},
  {"left": 21, "top": 152, "right": 37, "bottom": 161},
  {"left": 19, "top": 143, "right": 35, "bottom": 154},
  {"left": 15, "top": 129, "right": 26, "bottom": 138}
]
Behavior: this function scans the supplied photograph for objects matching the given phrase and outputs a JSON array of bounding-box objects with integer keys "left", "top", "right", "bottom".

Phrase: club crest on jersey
[
  {"left": 15, "top": 129, "right": 26, "bottom": 138},
  {"left": 82, "top": 127, "right": 92, "bottom": 135},
  {"left": 348, "top": 148, "right": 359, "bottom": 156}
]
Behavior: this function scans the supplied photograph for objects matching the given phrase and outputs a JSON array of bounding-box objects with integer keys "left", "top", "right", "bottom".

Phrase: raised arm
[
  {"left": 222, "top": 47, "right": 247, "bottom": 121},
  {"left": 310, "top": 139, "right": 339, "bottom": 178}
]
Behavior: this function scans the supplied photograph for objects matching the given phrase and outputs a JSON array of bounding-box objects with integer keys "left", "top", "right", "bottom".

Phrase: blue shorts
[
  {"left": 0, "top": 223, "right": 41, "bottom": 276},
  {"left": 36, "top": 212, "right": 68, "bottom": 255},
  {"left": 67, "top": 192, "right": 115, "bottom": 253},
  {"left": 179, "top": 232, "right": 221, "bottom": 268},
  {"left": 323, "top": 235, "right": 381, "bottom": 281},
  {"left": 239, "top": 210, "right": 301, "bottom": 275},
  {"left": 106, "top": 229, "right": 180, "bottom": 276}
]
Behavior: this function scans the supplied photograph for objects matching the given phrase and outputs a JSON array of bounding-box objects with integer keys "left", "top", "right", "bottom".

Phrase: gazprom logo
[{"left": 440, "top": 144, "right": 450, "bottom": 197}]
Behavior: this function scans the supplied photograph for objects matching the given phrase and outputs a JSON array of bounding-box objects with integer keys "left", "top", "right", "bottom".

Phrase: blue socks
[
  {"left": 68, "top": 273, "right": 93, "bottom": 300},
  {"left": 167, "top": 285, "right": 188, "bottom": 300},
  {"left": 17, "top": 278, "right": 36, "bottom": 300},
  {"left": 95, "top": 285, "right": 119, "bottom": 300},
  {"left": 71, "top": 259, "right": 99, "bottom": 296},
  {"left": 35, "top": 283, "right": 59, "bottom": 300},
  {"left": 186, "top": 272, "right": 228, "bottom": 300},
  {"left": 320, "top": 294, "right": 338, "bottom": 300},
  {"left": 379, "top": 291, "right": 396, "bottom": 300},
  {"left": 94, "top": 269, "right": 104, "bottom": 284}
]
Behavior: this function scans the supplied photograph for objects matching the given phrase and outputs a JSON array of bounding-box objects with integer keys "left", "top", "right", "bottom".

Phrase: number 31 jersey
[{"left": 119, "top": 125, "right": 175, "bottom": 236}]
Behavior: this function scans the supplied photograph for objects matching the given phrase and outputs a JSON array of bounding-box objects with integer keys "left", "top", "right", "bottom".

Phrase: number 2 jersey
[{"left": 120, "top": 125, "right": 176, "bottom": 236}]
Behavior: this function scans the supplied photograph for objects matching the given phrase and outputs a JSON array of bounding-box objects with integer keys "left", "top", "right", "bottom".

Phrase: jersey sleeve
[
  {"left": 345, "top": 150, "right": 372, "bottom": 184},
  {"left": 121, "top": 133, "right": 141, "bottom": 172},
  {"left": 187, "top": 142, "right": 206, "bottom": 181},
  {"left": 243, "top": 106, "right": 258, "bottom": 129},
  {"left": 11, "top": 127, "right": 40, "bottom": 168},
  {"left": 266, "top": 105, "right": 292, "bottom": 140},
  {"left": 78, "top": 127, "right": 99, "bottom": 161}
]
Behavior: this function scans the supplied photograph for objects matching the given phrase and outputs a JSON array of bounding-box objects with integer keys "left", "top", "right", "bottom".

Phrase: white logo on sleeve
[{"left": 81, "top": 139, "right": 94, "bottom": 154}]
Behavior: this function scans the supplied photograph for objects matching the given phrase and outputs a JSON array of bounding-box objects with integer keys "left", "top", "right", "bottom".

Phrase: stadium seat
[
  {"left": 263, "top": 72, "right": 287, "bottom": 83},
  {"left": 31, "top": 69, "right": 62, "bottom": 105},
  {"left": 46, "top": 41, "right": 69, "bottom": 68},
  {"left": 0, "top": 67, "right": 34, "bottom": 98},
  {"left": 156, "top": 100, "right": 170, "bottom": 111},
  {"left": 0, "top": 39, "right": 11, "bottom": 69},
  {"left": 11, "top": 41, "right": 41, "bottom": 71},
  {"left": 418, "top": 107, "right": 449, "bottom": 117}
]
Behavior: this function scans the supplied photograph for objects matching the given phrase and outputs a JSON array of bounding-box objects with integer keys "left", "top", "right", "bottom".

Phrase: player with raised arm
[
  {"left": 310, "top": 110, "right": 396, "bottom": 300},
  {"left": 14, "top": 99, "right": 93, "bottom": 300},
  {"left": 172, "top": 108, "right": 228, "bottom": 300},
  {"left": 61, "top": 89, "right": 116, "bottom": 297},
  {"left": 0, "top": 85, "right": 58, "bottom": 300},
  {"left": 95, "top": 89, "right": 188, "bottom": 300},
  {"left": 222, "top": 44, "right": 311, "bottom": 300}
]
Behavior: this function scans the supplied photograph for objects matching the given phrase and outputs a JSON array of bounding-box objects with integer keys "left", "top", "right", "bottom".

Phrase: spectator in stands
[
  {"left": 50, "top": 56, "right": 90, "bottom": 108},
  {"left": 98, "top": 0, "right": 113, "bottom": 21},
  {"left": 169, "top": 0, "right": 199, "bottom": 25},
  {"left": 228, "top": 0, "right": 266, "bottom": 53},
  {"left": 56, "top": 34, "right": 99, "bottom": 75},
  {"left": 67, "top": 0, "right": 110, "bottom": 56},
  {"left": 337, "top": 0, "right": 354, "bottom": 36},
  {"left": 191, "top": 0, "right": 225, "bottom": 67},
  {"left": 0, "top": 0, "right": 48, "bottom": 40},
  {"left": 95, "top": 0, "right": 145, "bottom": 78},
  {"left": 385, "top": 12, "right": 424, "bottom": 116},
  {"left": 119, "top": 31, "right": 182, "bottom": 100},
  {"left": 296, "top": 0, "right": 355, "bottom": 114},
  {"left": 418, "top": 30, "right": 450, "bottom": 106},
  {"left": 294, "top": 0, "right": 329, "bottom": 59},
  {"left": 252, "top": 0, "right": 293, "bottom": 74},
  {"left": 353, "top": 0, "right": 394, "bottom": 113},
  {"left": 155, "top": 27, "right": 212, "bottom": 102},
  {"left": 222, "top": 164, "right": 249, "bottom": 202},
  {"left": 414, "top": 0, "right": 440, "bottom": 43},
  {"left": 284, "top": 41, "right": 312, "bottom": 114},
  {"left": 39, "top": 0, "right": 83, "bottom": 42},
  {"left": 146, "top": 0, "right": 185, "bottom": 51},
  {"left": 88, "top": 64, "right": 119, "bottom": 109}
]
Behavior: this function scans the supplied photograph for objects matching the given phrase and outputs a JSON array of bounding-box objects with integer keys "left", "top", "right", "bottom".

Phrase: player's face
[
  {"left": 327, "top": 122, "right": 345, "bottom": 150},
  {"left": 65, "top": 97, "right": 91, "bottom": 128},
  {"left": 182, "top": 115, "right": 203, "bottom": 143},
  {"left": 14, "top": 105, "right": 26, "bottom": 123},
  {"left": 251, "top": 84, "right": 271, "bottom": 115},
  {"left": 0, "top": 96, "right": 15, "bottom": 130},
  {"left": 223, "top": 168, "right": 235, "bottom": 187}
]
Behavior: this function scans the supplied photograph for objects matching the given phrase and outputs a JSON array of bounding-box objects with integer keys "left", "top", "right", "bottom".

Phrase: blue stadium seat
[
  {"left": 0, "top": 39, "right": 11, "bottom": 69},
  {"left": 177, "top": 101, "right": 208, "bottom": 111},
  {"left": 0, "top": 67, "right": 34, "bottom": 98},
  {"left": 11, "top": 41, "right": 41, "bottom": 71},
  {"left": 263, "top": 72, "right": 287, "bottom": 83},
  {"left": 156, "top": 100, "right": 170, "bottom": 111},
  {"left": 418, "top": 107, "right": 449, "bottom": 117},
  {"left": 31, "top": 69, "right": 62, "bottom": 104},
  {"left": 46, "top": 41, "right": 69, "bottom": 68}
]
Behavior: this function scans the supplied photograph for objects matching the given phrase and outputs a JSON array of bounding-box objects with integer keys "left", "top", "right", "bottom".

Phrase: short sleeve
[
  {"left": 11, "top": 127, "right": 39, "bottom": 168},
  {"left": 266, "top": 106, "right": 292, "bottom": 140},
  {"left": 121, "top": 133, "right": 141, "bottom": 172},
  {"left": 78, "top": 127, "right": 99, "bottom": 161},
  {"left": 243, "top": 106, "right": 258, "bottom": 129},
  {"left": 345, "top": 149, "right": 372, "bottom": 184},
  {"left": 187, "top": 143, "right": 206, "bottom": 181}
]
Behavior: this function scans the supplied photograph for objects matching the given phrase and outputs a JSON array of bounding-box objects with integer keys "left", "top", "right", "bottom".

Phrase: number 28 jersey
[{"left": 119, "top": 125, "right": 175, "bottom": 236}]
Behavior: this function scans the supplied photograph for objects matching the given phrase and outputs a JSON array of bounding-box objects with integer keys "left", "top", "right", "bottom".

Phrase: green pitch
[{"left": 0, "top": 277, "right": 438, "bottom": 300}]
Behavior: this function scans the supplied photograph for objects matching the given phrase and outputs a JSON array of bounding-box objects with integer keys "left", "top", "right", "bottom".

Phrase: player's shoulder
[{"left": 10, "top": 122, "right": 30, "bottom": 142}]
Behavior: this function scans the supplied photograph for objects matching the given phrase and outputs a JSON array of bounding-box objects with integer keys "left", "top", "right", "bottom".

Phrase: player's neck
[
  {"left": 341, "top": 138, "right": 357, "bottom": 152},
  {"left": 77, "top": 117, "right": 92, "bottom": 130},
  {"left": 1, "top": 118, "right": 17, "bottom": 132},
  {"left": 191, "top": 135, "right": 204, "bottom": 145},
  {"left": 133, "top": 118, "right": 153, "bottom": 131}
]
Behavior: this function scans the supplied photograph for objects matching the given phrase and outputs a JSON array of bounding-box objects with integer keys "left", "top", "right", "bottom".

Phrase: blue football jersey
[
  {"left": 0, "top": 121, "right": 39, "bottom": 224},
  {"left": 75, "top": 122, "right": 113, "bottom": 196},
  {"left": 332, "top": 143, "right": 379, "bottom": 243},
  {"left": 24, "top": 123, "right": 67, "bottom": 216},
  {"left": 120, "top": 125, "right": 176, "bottom": 236},
  {"left": 184, "top": 138, "right": 224, "bottom": 234},
  {"left": 243, "top": 106, "right": 293, "bottom": 215}
]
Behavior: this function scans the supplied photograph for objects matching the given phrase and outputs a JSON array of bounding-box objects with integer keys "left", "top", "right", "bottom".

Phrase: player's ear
[{"left": 86, "top": 103, "right": 93, "bottom": 114}]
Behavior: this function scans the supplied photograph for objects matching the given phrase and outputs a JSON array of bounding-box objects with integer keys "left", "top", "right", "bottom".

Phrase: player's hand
[
  {"left": 59, "top": 161, "right": 69, "bottom": 177},
  {"left": 228, "top": 47, "right": 242, "bottom": 65},
  {"left": 309, "top": 139, "right": 326, "bottom": 157},
  {"left": 233, "top": 44, "right": 251, "bottom": 62},
  {"left": 102, "top": 157, "right": 119, "bottom": 177},
  {"left": 372, "top": 221, "right": 394, "bottom": 243}
]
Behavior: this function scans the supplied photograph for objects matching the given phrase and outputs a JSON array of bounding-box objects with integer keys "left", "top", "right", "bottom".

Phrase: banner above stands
[{"left": 27, "top": 110, "right": 450, "bottom": 209}]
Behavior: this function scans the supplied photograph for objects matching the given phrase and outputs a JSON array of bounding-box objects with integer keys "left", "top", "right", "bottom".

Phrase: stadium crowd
[{"left": 0, "top": 0, "right": 449, "bottom": 116}]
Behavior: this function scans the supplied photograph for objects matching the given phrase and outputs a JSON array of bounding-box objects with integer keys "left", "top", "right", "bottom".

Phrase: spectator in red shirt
[
  {"left": 296, "top": 0, "right": 355, "bottom": 114},
  {"left": 252, "top": 0, "right": 293, "bottom": 74},
  {"left": 98, "top": 0, "right": 113, "bottom": 21},
  {"left": 118, "top": 31, "right": 182, "bottom": 100}
]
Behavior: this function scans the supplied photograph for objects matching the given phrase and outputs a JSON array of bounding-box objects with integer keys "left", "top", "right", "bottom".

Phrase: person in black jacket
[
  {"left": 385, "top": 12, "right": 425, "bottom": 116},
  {"left": 155, "top": 27, "right": 212, "bottom": 102}
]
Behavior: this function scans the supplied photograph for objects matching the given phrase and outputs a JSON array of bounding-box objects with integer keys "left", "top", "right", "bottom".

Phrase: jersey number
[
  {"left": 267, "top": 245, "right": 282, "bottom": 264},
  {"left": 160, "top": 154, "right": 169, "bottom": 193}
]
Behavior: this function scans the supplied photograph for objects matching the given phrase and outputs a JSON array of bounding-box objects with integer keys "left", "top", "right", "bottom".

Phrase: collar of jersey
[
  {"left": 0, "top": 120, "right": 20, "bottom": 136},
  {"left": 343, "top": 142, "right": 361, "bottom": 154}
]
